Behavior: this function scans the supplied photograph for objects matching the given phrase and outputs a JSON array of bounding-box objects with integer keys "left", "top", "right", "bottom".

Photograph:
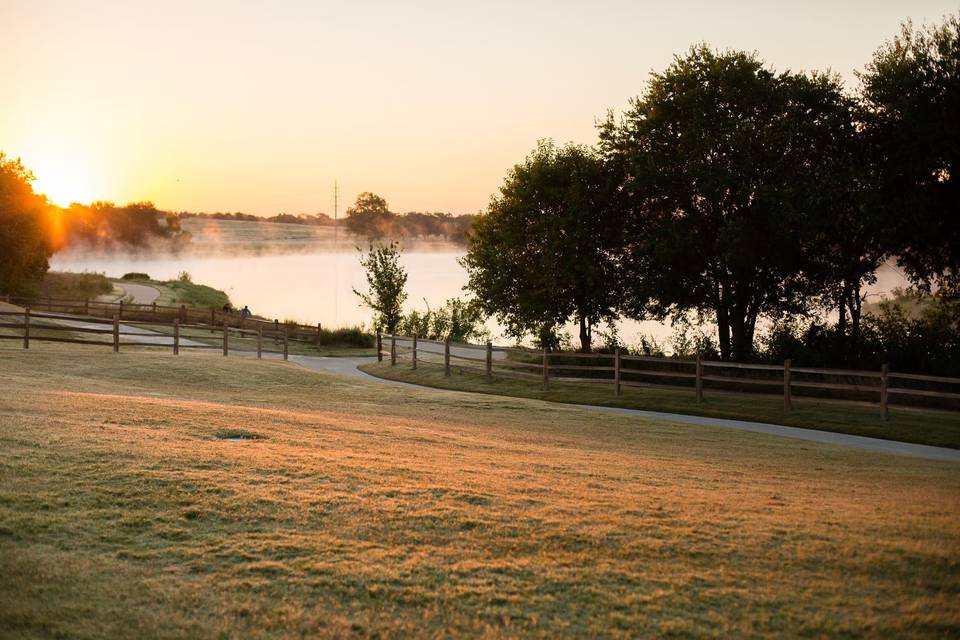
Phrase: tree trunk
[
  {"left": 846, "top": 283, "right": 863, "bottom": 363},
  {"left": 716, "top": 284, "right": 731, "bottom": 361},
  {"left": 836, "top": 287, "right": 848, "bottom": 364},
  {"left": 578, "top": 316, "right": 592, "bottom": 353},
  {"left": 730, "top": 300, "right": 751, "bottom": 362}
]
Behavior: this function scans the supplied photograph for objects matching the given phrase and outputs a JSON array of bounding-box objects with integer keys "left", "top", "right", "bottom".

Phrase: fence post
[
  {"left": 47, "top": 296, "right": 52, "bottom": 311},
  {"left": 412, "top": 334, "right": 418, "bottom": 370},
  {"left": 316, "top": 323, "right": 322, "bottom": 346},
  {"left": 390, "top": 334, "right": 397, "bottom": 366},
  {"left": 23, "top": 307, "right": 30, "bottom": 350},
  {"left": 880, "top": 364, "right": 889, "bottom": 421},
  {"left": 180, "top": 304, "right": 186, "bottom": 323},
  {"left": 783, "top": 359, "right": 792, "bottom": 411},
  {"left": 152, "top": 302, "right": 157, "bottom": 318},
  {"left": 84, "top": 298, "right": 90, "bottom": 316},
  {"left": 222, "top": 323, "right": 228, "bottom": 356},
  {"left": 444, "top": 337, "right": 451, "bottom": 376},
  {"left": 274, "top": 319, "right": 280, "bottom": 344},
  {"left": 112, "top": 315, "right": 119, "bottom": 353},
  {"left": 486, "top": 341, "right": 493, "bottom": 382},
  {"left": 257, "top": 326, "right": 263, "bottom": 359},
  {"left": 614, "top": 347, "right": 621, "bottom": 396},
  {"left": 173, "top": 319, "right": 180, "bottom": 355},
  {"left": 376, "top": 329, "right": 383, "bottom": 362},
  {"left": 283, "top": 329, "right": 288, "bottom": 361},
  {"left": 118, "top": 300, "right": 123, "bottom": 320},
  {"left": 542, "top": 347, "right": 549, "bottom": 389},
  {"left": 696, "top": 354, "right": 703, "bottom": 404}
]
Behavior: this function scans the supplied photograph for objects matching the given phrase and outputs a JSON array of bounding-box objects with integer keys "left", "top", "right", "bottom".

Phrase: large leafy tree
[
  {"left": 0, "top": 153, "right": 54, "bottom": 295},
  {"left": 463, "top": 140, "right": 621, "bottom": 352},
  {"left": 600, "top": 47, "right": 851, "bottom": 361},
  {"left": 860, "top": 15, "right": 960, "bottom": 300},
  {"left": 353, "top": 242, "right": 407, "bottom": 333}
]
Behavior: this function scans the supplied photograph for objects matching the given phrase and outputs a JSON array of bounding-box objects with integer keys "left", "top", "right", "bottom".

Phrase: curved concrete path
[
  {"left": 289, "top": 355, "right": 960, "bottom": 463},
  {"left": 118, "top": 282, "right": 161, "bottom": 304}
]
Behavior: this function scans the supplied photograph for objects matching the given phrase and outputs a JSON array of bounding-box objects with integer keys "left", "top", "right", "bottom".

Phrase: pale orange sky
[{"left": 1, "top": 1, "right": 954, "bottom": 215}]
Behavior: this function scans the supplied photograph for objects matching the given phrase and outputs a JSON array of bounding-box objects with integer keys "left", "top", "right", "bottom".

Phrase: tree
[
  {"left": 344, "top": 192, "right": 394, "bottom": 239},
  {"left": 462, "top": 140, "right": 621, "bottom": 352},
  {"left": 860, "top": 15, "right": 960, "bottom": 301},
  {"left": 0, "top": 153, "right": 54, "bottom": 295},
  {"left": 800, "top": 93, "right": 890, "bottom": 364},
  {"left": 600, "top": 47, "right": 851, "bottom": 361},
  {"left": 353, "top": 242, "right": 407, "bottom": 333}
]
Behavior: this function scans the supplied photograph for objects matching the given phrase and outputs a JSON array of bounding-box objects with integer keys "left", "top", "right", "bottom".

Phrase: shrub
[
  {"left": 121, "top": 272, "right": 151, "bottom": 280},
  {"left": 321, "top": 326, "right": 376, "bottom": 348}
]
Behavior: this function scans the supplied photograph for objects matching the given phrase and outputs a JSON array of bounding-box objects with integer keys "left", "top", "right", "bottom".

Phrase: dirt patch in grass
[{"left": 215, "top": 429, "right": 266, "bottom": 441}]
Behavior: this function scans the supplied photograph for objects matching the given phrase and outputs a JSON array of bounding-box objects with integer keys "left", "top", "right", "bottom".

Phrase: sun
[{"left": 29, "top": 156, "right": 98, "bottom": 207}]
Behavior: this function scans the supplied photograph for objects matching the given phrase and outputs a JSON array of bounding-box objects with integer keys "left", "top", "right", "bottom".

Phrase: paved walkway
[
  {"left": 289, "top": 355, "right": 960, "bottom": 463},
  {"left": 118, "top": 282, "right": 161, "bottom": 304}
]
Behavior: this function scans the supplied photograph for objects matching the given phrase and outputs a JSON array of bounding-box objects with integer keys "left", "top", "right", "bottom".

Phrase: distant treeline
[
  {"left": 177, "top": 211, "right": 336, "bottom": 226},
  {"left": 342, "top": 192, "right": 477, "bottom": 243},
  {"left": 177, "top": 200, "right": 477, "bottom": 243},
  {"left": 57, "top": 202, "right": 189, "bottom": 252}
]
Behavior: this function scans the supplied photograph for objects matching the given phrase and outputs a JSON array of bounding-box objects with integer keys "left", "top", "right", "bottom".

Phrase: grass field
[
  {"left": 360, "top": 359, "right": 960, "bottom": 449},
  {"left": 1, "top": 343, "right": 958, "bottom": 638}
]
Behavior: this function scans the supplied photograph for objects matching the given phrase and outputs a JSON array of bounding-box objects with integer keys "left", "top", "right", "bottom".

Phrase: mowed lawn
[{"left": 0, "top": 345, "right": 958, "bottom": 638}]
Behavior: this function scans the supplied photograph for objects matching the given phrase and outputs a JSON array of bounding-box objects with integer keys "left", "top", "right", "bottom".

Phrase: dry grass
[{"left": 0, "top": 343, "right": 958, "bottom": 638}]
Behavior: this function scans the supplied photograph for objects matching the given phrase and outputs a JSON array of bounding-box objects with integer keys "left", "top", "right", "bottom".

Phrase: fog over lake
[{"left": 50, "top": 219, "right": 913, "bottom": 348}]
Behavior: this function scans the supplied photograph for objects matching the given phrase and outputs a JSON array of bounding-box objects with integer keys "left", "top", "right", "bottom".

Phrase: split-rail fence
[{"left": 377, "top": 332, "right": 960, "bottom": 420}]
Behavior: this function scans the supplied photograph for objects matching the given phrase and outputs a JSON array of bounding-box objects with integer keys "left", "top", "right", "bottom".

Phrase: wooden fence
[
  {"left": 2, "top": 295, "right": 330, "bottom": 345},
  {"left": 377, "top": 332, "right": 960, "bottom": 420},
  {"left": 0, "top": 307, "right": 289, "bottom": 360}
]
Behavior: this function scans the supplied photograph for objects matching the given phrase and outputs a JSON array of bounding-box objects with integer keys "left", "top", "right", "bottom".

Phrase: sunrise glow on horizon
[{"left": 3, "top": 0, "right": 956, "bottom": 215}]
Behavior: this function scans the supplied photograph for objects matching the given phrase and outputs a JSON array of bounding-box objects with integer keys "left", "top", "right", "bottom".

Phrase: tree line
[
  {"left": 343, "top": 192, "right": 477, "bottom": 244},
  {"left": 463, "top": 17, "right": 959, "bottom": 372}
]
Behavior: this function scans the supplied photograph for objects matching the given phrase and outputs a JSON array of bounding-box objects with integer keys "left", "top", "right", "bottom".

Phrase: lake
[{"left": 50, "top": 219, "right": 912, "bottom": 348}]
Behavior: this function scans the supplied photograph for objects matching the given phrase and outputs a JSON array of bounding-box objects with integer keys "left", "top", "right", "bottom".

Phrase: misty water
[{"left": 50, "top": 219, "right": 912, "bottom": 348}]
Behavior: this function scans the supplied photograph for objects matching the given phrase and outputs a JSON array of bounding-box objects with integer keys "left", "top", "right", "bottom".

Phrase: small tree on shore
[{"left": 354, "top": 242, "right": 407, "bottom": 333}]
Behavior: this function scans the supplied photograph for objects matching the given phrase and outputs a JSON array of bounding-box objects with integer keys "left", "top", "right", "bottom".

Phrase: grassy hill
[{"left": 1, "top": 343, "right": 958, "bottom": 637}]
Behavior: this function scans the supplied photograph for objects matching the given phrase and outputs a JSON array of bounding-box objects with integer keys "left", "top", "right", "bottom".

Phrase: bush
[
  {"left": 756, "top": 293, "right": 960, "bottom": 376},
  {"left": 39, "top": 271, "right": 112, "bottom": 299},
  {"left": 397, "top": 298, "right": 488, "bottom": 343},
  {"left": 121, "top": 272, "right": 151, "bottom": 280},
  {"left": 321, "top": 326, "right": 375, "bottom": 348}
]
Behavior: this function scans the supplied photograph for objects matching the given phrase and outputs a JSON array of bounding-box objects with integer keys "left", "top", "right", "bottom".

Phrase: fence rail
[
  {"left": 377, "top": 332, "right": 960, "bottom": 420},
  {"left": 0, "top": 307, "right": 289, "bottom": 360},
  {"left": 1, "top": 294, "right": 331, "bottom": 346}
]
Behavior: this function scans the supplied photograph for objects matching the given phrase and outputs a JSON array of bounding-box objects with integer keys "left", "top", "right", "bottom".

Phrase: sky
[{"left": 1, "top": 0, "right": 955, "bottom": 216}]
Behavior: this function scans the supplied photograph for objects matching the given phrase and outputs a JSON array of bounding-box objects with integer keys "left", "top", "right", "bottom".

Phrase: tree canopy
[
  {"left": 599, "top": 47, "right": 858, "bottom": 361},
  {"left": 462, "top": 140, "right": 622, "bottom": 351},
  {"left": 0, "top": 153, "right": 54, "bottom": 295},
  {"left": 860, "top": 16, "right": 960, "bottom": 300}
]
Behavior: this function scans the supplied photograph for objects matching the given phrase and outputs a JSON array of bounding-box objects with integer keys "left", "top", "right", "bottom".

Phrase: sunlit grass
[{"left": 0, "top": 343, "right": 958, "bottom": 637}]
